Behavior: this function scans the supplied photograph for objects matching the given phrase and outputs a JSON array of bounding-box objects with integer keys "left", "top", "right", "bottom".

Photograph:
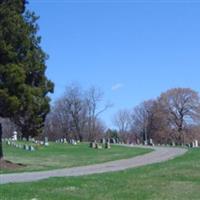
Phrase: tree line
[
  {"left": 114, "top": 88, "right": 200, "bottom": 145},
  {"left": 45, "top": 84, "right": 111, "bottom": 142}
]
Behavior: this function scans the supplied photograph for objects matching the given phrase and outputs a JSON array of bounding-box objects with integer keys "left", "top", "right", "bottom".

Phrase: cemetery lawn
[
  {"left": 0, "top": 142, "right": 152, "bottom": 174},
  {"left": 1, "top": 148, "right": 200, "bottom": 200}
]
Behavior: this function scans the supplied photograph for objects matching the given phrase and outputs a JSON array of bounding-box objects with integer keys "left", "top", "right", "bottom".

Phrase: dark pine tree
[{"left": 0, "top": 0, "right": 54, "bottom": 159}]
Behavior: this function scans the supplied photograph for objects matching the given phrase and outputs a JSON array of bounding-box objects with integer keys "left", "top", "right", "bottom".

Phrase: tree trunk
[{"left": 0, "top": 123, "right": 3, "bottom": 160}]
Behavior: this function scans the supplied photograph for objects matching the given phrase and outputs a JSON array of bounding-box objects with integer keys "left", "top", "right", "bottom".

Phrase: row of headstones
[
  {"left": 101, "top": 138, "right": 155, "bottom": 146},
  {"left": 33, "top": 137, "right": 49, "bottom": 146},
  {"left": 21, "top": 137, "right": 49, "bottom": 147},
  {"left": 3, "top": 135, "right": 49, "bottom": 147},
  {"left": 55, "top": 138, "right": 79, "bottom": 145},
  {"left": 5, "top": 140, "right": 35, "bottom": 151},
  {"left": 187, "top": 140, "right": 199, "bottom": 148},
  {"left": 155, "top": 140, "right": 199, "bottom": 148},
  {"left": 90, "top": 141, "right": 111, "bottom": 149},
  {"left": 100, "top": 138, "right": 120, "bottom": 144},
  {"left": 143, "top": 139, "right": 155, "bottom": 146}
]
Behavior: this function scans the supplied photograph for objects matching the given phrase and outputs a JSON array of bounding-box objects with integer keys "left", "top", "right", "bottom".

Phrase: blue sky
[{"left": 28, "top": 0, "right": 200, "bottom": 128}]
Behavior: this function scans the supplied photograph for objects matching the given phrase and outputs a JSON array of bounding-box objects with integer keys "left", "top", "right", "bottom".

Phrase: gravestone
[
  {"left": 172, "top": 141, "right": 176, "bottom": 147},
  {"left": 105, "top": 142, "right": 111, "bottom": 149},
  {"left": 96, "top": 143, "right": 102, "bottom": 149},
  {"left": 44, "top": 137, "right": 49, "bottom": 146},
  {"left": 28, "top": 136, "right": 32, "bottom": 142},
  {"left": 63, "top": 138, "right": 67, "bottom": 144},
  {"left": 149, "top": 138, "right": 154, "bottom": 146},
  {"left": 101, "top": 138, "right": 106, "bottom": 144},
  {"left": 111, "top": 138, "right": 116, "bottom": 144},
  {"left": 12, "top": 131, "right": 17, "bottom": 141},
  {"left": 31, "top": 138, "right": 36, "bottom": 143},
  {"left": 90, "top": 142, "right": 96, "bottom": 148},
  {"left": 29, "top": 146, "right": 35, "bottom": 151},
  {"left": 194, "top": 140, "right": 198, "bottom": 147},
  {"left": 144, "top": 140, "right": 148, "bottom": 146},
  {"left": 71, "top": 139, "right": 77, "bottom": 145},
  {"left": 24, "top": 144, "right": 29, "bottom": 151},
  {"left": 192, "top": 140, "right": 198, "bottom": 148}
]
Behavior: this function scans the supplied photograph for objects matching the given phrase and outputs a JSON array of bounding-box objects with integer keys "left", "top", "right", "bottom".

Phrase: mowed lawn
[
  {"left": 1, "top": 148, "right": 200, "bottom": 200},
  {"left": 1, "top": 142, "right": 151, "bottom": 173}
]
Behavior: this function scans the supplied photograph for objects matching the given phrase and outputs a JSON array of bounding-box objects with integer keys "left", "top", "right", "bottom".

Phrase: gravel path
[{"left": 0, "top": 145, "right": 187, "bottom": 184}]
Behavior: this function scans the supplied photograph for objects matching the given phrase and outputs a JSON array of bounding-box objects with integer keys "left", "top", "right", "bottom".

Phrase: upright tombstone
[
  {"left": 71, "top": 139, "right": 77, "bottom": 145},
  {"left": 24, "top": 144, "right": 29, "bottom": 151},
  {"left": 29, "top": 145, "right": 35, "bottom": 151},
  {"left": 28, "top": 136, "right": 32, "bottom": 142},
  {"left": 149, "top": 138, "right": 154, "bottom": 146},
  {"left": 112, "top": 138, "right": 116, "bottom": 144},
  {"left": 195, "top": 140, "right": 199, "bottom": 147},
  {"left": 193, "top": 140, "right": 198, "bottom": 148},
  {"left": 12, "top": 131, "right": 17, "bottom": 141},
  {"left": 96, "top": 143, "right": 102, "bottom": 149},
  {"left": 63, "top": 138, "right": 67, "bottom": 144},
  {"left": 101, "top": 138, "right": 106, "bottom": 144},
  {"left": 90, "top": 141, "right": 96, "bottom": 148},
  {"left": 105, "top": 141, "right": 111, "bottom": 149},
  {"left": 44, "top": 137, "right": 49, "bottom": 146},
  {"left": 144, "top": 140, "right": 148, "bottom": 146}
]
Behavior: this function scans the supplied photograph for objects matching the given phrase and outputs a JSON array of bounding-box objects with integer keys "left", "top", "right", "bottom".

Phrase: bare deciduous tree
[
  {"left": 45, "top": 85, "right": 111, "bottom": 141},
  {"left": 86, "top": 86, "right": 112, "bottom": 141},
  {"left": 113, "top": 109, "right": 132, "bottom": 143},
  {"left": 158, "top": 88, "right": 200, "bottom": 144},
  {"left": 131, "top": 100, "right": 155, "bottom": 143}
]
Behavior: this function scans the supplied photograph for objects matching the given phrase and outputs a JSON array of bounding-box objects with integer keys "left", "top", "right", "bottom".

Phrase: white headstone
[
  {"left": 12, "top": 131, "right": 17, "bottom": 141},
  {"left": 149, "top": 138, "right": 153, "bottom": 145},
  {"left": 44, "top": 137, "right": 49, "bottom": 146},
  {"left": 193, "top": 140, "right": 198, "bottom": 148}
]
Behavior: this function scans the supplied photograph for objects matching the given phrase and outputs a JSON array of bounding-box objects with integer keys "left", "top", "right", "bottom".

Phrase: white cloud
[{"left": 111, "top": 83, "right": 124, "bottom": 91}]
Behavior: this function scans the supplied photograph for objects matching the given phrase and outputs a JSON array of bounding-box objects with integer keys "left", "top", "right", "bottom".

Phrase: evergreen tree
[{"left": 0, "top": 0, "right": 54, "bottom": 159}]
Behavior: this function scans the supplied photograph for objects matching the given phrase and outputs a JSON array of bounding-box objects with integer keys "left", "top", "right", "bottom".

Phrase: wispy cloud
[{"left": 111, "top": 83, "right": 124, "bottom": 91}]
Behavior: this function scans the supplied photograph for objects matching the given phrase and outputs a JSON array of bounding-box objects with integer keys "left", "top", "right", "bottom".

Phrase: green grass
[
  {"left": 1, "top": 142, "right": 151, "bottom": 173},
  {"left": 1, "top": 148, "right": 199, "bottom": 200}
]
